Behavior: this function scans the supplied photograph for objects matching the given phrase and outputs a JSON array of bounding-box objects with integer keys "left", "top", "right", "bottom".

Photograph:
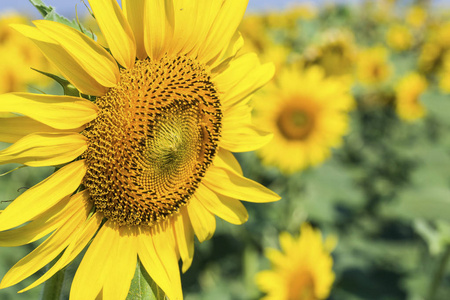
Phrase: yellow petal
[
  {"left": 0, "top": 93, "right": 98, "bottom": 130},
  {"left": 183, "top": 1, "right": 223, "bottom": 59},
  {"left": 169, "top": 0, "right": 199, "bottom": 55},
  {"left": 280, "top": 232, "right": 296, "bottom": 255},
  {"left": 203, "top": 165, "right": 280, "bottom": 203},
  {"left": 0, "top": 196, "right": 90, "bottom": 289},
  {"left": 137, "top": 230, "right": 173, "bottom": 300},
  {"left": 210, "top": 32, "right": 244, "bottom": 70},
  {"left": 195, "top": 184, "right": 248, "bottom": 225},
  {"left": 151, "top": 224, "right": 183, "bottom": 300},
  {"left": 143, "top": 0, "right": 174, "bottom": 60},
  {"left": 0, "top": 160, "right": 87, "bottom": 231},
  {"left": 103, "top": 226, "right": 137, "bottom": 300},
  {"left": 221, "top": 120, "right": 272, "bottom": 152},
  {"left": 198, "top": 0, "right": 248, "bottom": 64},
  {"left": 11, "top": 24, "right": 109, "bottom": 96},
  {"left": 0, "top": 113, "right": 15, "bottom": 118},
  {"left": 0, "top": 132, "right": 87, "bottom": 167},
  {"left": 70, "top": 220, "right": 117, "bottom": 300},
  {"left": 138, "top": 224, "right": 183, "bottom": 300},
  {"left": 0, "top": 116, "right": 83, "bottom": 144},
  {"left": 187, "top": 197, "right": 216, "bottom": 242},
  {"left": 88, "top": 0, "right": 136, "bottom": 68},
  {"left": 0, "top": 191, "right": 87, "bottom": 247},
  {"left": 123, "top": 0, "right": 147, "bottom": 60},
  {"left": 33, "top": 20, "right": 119, "bottom": 87},
  {"left": 21, "top": 211, "right": 102, "bottom": 293},
  {"left": 172, "top": 208, "right": 194, "bottom": 273},
  {"left": 214, "top": 148, "right": 242, "bottom": 175},
  {"left": 214, "top": 53, "right": 275, "bottom": 108}
]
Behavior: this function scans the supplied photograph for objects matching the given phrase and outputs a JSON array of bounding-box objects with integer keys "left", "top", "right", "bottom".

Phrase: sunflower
[
  {"left": 439, "top": 70, "right": 450, "bottom": 94},
  {"left": 253, "top": 67, "right": 354, "bottom": 174},
  {"left": 0, "top": 1, "right": 280, "bottom": 299},
  {"left": 386, "top": 24, "right": 413, "bottom": 52},
  {"left": 356, "top": 46, "right": 392, "bottom": 86},
  {"left": 0, "top": 14, "right": 53, "bottom": 93},
  {"left": 256, "top": 223, "right": 336, "bottom": 300},
  {"left": 303, "top": 29, "right": 357, "bottom": 78},
  {"left": 406, "top": 5, "right": 427, "bottom": 28},
  {"left": 395, "top": 72, "right": 428, "bottom": 121}
]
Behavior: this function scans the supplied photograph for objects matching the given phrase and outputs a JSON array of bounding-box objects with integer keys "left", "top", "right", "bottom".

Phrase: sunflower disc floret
[{"left": 83, "top": 56, "right": 222, "bottom": 226}]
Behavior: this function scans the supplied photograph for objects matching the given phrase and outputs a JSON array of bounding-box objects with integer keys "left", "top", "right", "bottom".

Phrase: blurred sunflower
[
  {"left": 438, "top": 51, "right": 450, "bottom": 93},
  {"left": 239, "top": 14, "right": 271, "bottom": 53},
  {"left": 386, "top": 24, "right": 413, "bottom": 52},
  {"left": 439, "top": 72, "right": 450, "bottom": 93},
  {"left": 435, "top": 22, "right": 450, "bottom": 49},
  {"left": 303, "top": 29, "right": 357, "bottom": 78},
  {"left": 256, "top": 223, "right": 336, "bottom": 300},
  {"left": 253, "top": 67, "right": 354, "bottom": 174},
  {"left": 395, "top": 72, "right": 428, "bottom": 121},
  {"left": 356, "top": 46, "right": 392, "bottom": 86},
  {"left": 0, "top": 14, "right": 53, "bottom": 93},
  {"left": 265, "top": 5, "right": 315, "bottom": 31},
  {"left": 0, "top": 0, "right": 280, "bottom": 299},
  {"left": 406, "top": 5, "right": 427, "bottom": 28},
  {"left": 418, "top": 41, "right": 441, "bottom": 73}
]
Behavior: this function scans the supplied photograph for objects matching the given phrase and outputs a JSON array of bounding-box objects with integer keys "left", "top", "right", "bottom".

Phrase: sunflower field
[{"left": 1, "top": 0, "right": 450, "bottom": 299}]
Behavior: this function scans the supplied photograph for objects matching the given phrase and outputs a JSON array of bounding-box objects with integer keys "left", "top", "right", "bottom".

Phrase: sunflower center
[
  {"left": 288, "top": 270, "right": 315, "bottom": 300},
  {"left": 82, "top": 56, "right": 222, "bottom": 226},
  {"left": 277, "top": 101, "right": 315, "bottom": 140}
]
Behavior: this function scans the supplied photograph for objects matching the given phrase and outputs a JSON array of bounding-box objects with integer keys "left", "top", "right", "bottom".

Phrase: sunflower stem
[
  {"left": 39, "top": 267, "right": 65, "bottom": 300},
  {"left": 427, "top": 244, "right": 450, "bottom": 300},
  {"left": 127, "top": 259, "right": 166, "bottom": 300}
]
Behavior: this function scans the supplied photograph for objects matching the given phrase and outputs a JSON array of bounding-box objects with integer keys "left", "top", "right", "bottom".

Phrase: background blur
[{"left": 1, "top": 0, "right": 450, "bottom": 299}]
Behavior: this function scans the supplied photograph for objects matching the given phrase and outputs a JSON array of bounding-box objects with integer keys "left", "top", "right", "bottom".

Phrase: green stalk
[
  {"left": 428, "top": 244, "right": 450, "bottom": 300},
  {"left": 39, "top": 267, "right": 65, "bottom": 300}
]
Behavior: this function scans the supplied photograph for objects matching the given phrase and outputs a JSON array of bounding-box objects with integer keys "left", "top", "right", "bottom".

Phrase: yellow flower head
[
  {"left": 418, "top": 41, "right": 441, "bottom": 73},
  {"left": 256, "top": 223, "right": 336, "bottom": 300},
  {"left": 254, "top": 67, "right": 354, "bottom": 174},
  {"left": 0, "top": 14, "right": 52, "bottom": 93},
  {"left": 239, "top": 13, "right": 271, "bottom": 53},
  {"left": 304, "top": 29, "right": 357, "bottom": 78},
  {"left": 406, "top": 5, "right": 427, "bottom": 28},
  {"left": 0, "top": 1, "right": 280, "bottom": 299},
  {"left": 356, "top": 46, "right": 392, "bottom": 86},
  {"left": 438, "top": 51, "right": 450, "bottom": 93},
  {"left": 395, "top": 72, "right": 428, "bottom": 121},
  {"left": 386, "top": 24, "right": 413, "bottom": 52},
  {"left": 435, "top": 21, "right": 450, "bottom": 49},
  {"left": 439, "top": 71, "right": 450, "bottom": 93},
  {"left": 265, "top": 5, "right": 314, "bottom": 31}
]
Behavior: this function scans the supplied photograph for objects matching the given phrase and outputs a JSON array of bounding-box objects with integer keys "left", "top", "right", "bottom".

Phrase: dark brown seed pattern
[{"left": 82, "top": 56, "right": 222, "bottom": 226}]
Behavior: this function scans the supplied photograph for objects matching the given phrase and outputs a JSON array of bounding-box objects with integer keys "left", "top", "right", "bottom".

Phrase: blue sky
[
  {"left": 0, "top": 0, "right": 449, "bottom": 19},
  {"left": 0, "top": 0, "right": 357, "bottom": 18}
]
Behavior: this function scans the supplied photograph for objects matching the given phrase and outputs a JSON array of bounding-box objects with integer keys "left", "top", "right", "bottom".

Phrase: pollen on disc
[{"left": 82, "top": 56, "right": 222, "bottom": 226}]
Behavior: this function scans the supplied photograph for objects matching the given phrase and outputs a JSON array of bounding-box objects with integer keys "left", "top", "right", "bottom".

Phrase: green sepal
[
  {"left": 31, "top": 68, "right": 80, "bottom": 97},
  {"left": 29, "top": 0, "right": 96, "bottom": 40},
  {"left": 127, "top": 259, "right": 167, "bottom": 300}
]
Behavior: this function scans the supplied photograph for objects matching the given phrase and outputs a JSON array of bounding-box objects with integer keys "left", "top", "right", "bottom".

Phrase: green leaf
[
  {"left": 29, "top": 0, "right": 53, "bottom": 17},
  {"left": 29, "top": 0, "right": 96, "bottom": 40},
  {"left": 414, "top": 220, "right": 450, "bottom": 256},
  {"left": 379, "top": 187, "right": 450, "bottom": 222},
  {"left": 127, "top": 260, "right": 166, "bottom": 300},
  {"left": 31, "top": 68, "right": 80, "bottom": 97}
]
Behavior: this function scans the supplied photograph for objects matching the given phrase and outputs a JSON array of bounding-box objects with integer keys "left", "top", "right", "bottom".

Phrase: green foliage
[
  {"left": 29, "top": 0, "right": 95, "bottom": 39},
  {"left": 127, "top": 260, "right": 166, "bottom": 300}
]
